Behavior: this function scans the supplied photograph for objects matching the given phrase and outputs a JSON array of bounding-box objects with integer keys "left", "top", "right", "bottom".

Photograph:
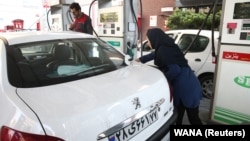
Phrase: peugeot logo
[{"left": 132, "top": 97, "right": 141, "bottom": 110}]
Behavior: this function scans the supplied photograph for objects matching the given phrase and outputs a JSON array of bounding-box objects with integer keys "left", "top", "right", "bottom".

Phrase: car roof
[
  {"left": 0, "top": 31, "right": 95, "bottom": 45},
  {"left": 165, "top": 29, "right": 219, "bottom": 37}
]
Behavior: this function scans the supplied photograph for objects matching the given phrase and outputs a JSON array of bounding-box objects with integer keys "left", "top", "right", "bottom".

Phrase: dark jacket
[
  {"left": 70, "top": 13, "right": 93, "bottom": 35},
  {"left": 140, "top": 28, "right": 202, "bottom": 108}
]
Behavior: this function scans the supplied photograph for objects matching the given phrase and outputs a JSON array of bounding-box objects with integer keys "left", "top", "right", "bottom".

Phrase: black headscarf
[
  {"left": 146, "top": 28, "right": 178, "bottom": 50},
  {"left": 146, "top": 28, "right": 188, "bottom": 67}
]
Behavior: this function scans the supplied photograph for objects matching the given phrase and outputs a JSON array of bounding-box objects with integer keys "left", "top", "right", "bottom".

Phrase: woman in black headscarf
[{"left": 136, "top": 28, "right": 203, "bottom": 125}]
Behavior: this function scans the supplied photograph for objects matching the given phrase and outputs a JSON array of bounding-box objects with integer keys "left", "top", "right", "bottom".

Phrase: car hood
[{"left": 16, "top": 64, "right": 172, "bottom": 140}]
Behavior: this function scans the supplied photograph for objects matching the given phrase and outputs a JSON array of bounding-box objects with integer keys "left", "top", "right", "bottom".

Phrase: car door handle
[{"left": 195, "top": 58, "right": 201, "bottom": 62}]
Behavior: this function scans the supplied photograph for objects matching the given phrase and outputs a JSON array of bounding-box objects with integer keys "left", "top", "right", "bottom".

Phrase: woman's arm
[{"left": 137, "top": 52, "right": 155, "bottom": 63}]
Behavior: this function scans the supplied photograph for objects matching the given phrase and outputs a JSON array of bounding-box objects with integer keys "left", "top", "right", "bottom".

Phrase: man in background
[{"left": 69, "top": 2, "right": 93, "bottom": 35}]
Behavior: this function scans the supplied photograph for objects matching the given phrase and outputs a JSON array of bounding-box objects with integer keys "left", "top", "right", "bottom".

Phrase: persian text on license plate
[{"left": 108, "top": 109, "right": 158, "bottom": 141}]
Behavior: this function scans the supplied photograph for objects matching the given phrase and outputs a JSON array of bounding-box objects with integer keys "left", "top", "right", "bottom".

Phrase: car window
[
  {"left": 167, "top": 33, "right": 175, "bottom": 39},
  {"left": 178, "top": 34, "right": 209, "bottom": 53},
  {"left": 7, "top": 38, "right": 126, "bottom": 88}
]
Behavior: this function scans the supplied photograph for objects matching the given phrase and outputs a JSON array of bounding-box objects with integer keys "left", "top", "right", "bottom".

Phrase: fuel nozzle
[{"left": 127, "top": 42, "right": 134, "bottom": 61}]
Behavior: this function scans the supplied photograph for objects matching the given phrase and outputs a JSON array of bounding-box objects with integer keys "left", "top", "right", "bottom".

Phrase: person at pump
[
  {"left": 69, "top": 2, "right": 93, "bottom": 35},
  {"left": 135, "top": 28, "right": 203, "bottom": 125}
]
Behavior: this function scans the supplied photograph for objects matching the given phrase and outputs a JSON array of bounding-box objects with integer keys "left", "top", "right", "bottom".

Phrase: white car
[
  {"left": 138, "top": 29, "right": 219, "bottom": 99},
  {"left": 0, "top": 31, "right": 177, "bottom": 141}
]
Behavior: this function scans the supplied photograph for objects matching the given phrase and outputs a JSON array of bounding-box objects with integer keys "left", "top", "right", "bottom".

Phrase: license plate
[{"left": 108, "top": 109, "right": 159, "bottom": 141}]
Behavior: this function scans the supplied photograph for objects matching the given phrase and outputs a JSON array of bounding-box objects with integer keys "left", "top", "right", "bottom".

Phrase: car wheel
[{"left": 199, "top": 74, "right": 214, "bottom": 99}]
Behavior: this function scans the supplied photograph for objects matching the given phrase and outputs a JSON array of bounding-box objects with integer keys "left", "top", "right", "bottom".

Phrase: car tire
[{"left": 199, "top": 74, "right": 214, "bottom": 99}]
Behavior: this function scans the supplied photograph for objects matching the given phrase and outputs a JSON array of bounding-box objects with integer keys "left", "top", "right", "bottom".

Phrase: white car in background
[
  {"left": 0, "top": 31, "right": 177, "bottom": 141},
  {"left": 138, "top": 29, "right": 219, "bottom": 99}
]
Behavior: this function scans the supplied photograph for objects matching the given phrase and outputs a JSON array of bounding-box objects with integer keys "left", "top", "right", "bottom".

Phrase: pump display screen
[
  {"left": 233, "top": 2, "right": 250, "bottom": 19},
  {"left": 100, "top": 12, "right": 118, "bottom": 23}
]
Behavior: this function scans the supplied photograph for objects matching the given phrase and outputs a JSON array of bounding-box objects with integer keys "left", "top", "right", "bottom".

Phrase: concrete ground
[{"left": 182, "top": 97, "right": 211, "bottom": 125}]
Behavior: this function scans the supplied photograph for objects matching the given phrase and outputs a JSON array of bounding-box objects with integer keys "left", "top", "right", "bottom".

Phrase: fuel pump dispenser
[
  {"left": 210, "top": 0, "right": 250, "bottom": 125},
  {"left": 49, "top": 0, "right": 74, "bottom": 31},
  {"left": 97, "top": 0, "right": 138, "bottom": 59}
]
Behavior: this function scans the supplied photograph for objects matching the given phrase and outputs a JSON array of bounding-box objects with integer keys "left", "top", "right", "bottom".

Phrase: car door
[{"left": 176, "top": 33, "right": 210, "bottom": 74}]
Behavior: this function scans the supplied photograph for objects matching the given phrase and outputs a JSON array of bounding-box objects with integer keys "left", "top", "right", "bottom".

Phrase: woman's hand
[{"left": 135, "top": 58, "right": 141, "bottom": 62}]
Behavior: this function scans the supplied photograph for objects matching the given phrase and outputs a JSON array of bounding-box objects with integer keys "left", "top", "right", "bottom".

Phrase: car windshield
[{"left": 7, "top": 38, "right": 126, "bottom": 88}]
